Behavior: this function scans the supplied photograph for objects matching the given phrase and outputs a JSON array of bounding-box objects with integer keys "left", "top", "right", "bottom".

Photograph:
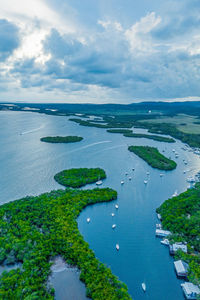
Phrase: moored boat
[
  {"left": 161, "top": 238, "right": 170, "bottom": 246},
  {"left": 142, "top": 283, "right": 146, "bottom": 292},
  {"left": 96, "top": 180, "right": 103, "bottom": 185}
]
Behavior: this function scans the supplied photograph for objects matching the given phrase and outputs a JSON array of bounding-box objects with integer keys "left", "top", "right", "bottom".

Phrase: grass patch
[{"left": 142, "top": 114, "right": 200, "bottom": 135}]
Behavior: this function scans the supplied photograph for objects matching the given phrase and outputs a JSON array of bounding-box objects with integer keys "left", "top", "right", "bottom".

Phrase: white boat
[
  {"left": 161, "top": 239, "right": 170, "bottom": 246},
  {"left": 132, "top": 168, "right": 135, "bottom": 171},
  {"left": 142, "top": 283, "right": 146, "bottom": 292},
  {"left": 121, "top": 180, "right": 124, "bottom": 185},
  {"left": 187, "top": 177, "right": 195, "bottom": 183},
  {"left": 156, "top": 229, "right": 171, "bottom": 237},
  {"left": 125, "top": 172, "right": 128, "bottom": 175},
  {"left": 96, "top": 180, "right": 103, "bottom": 185},
  {"left": 172, "top": 190, "right": 178, "bottom": 197},
  {"left": 172, "top": 149, "right": 175, "bottom": 152},
  {"left": 183, "top": 170, "right": 186, "bottom": 174},
  {"left": 157, "top": 213, "right": 161, "bottom": 220},
  {"left": 112, "top": 224, "right": 116, "bottom": 229},
  {"left": 144, "top": 180, "right": 148, "bottom": 184},
  {"left": 160, "top": 173, "right": 164, "bottom": 177},
  {"left": 111, "top": 213, "right": 115, "bottom": 217},
  {"left": 115, "top": 204, "right": 119, "bottom": 209},
  {"left": 87, "top": 218, "right": 90, "bottom": 223},
  {"left": 156, "top": 223, "right": 162, "bottom": 229},
  {"left": 146, "top": 171, "right": 150, "bottom": 175},
  {"left": 129, "top": 177, "right": 132, "bottom": 180},
  {"left": 116, "top": 244, "right": 119, "bottom": 250}
]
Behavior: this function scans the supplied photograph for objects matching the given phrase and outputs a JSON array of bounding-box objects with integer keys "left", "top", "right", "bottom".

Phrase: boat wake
[
  {"left": 67, "top": 141, "right": 112, "bottom": 154},
  {"left": 94, "top": 144, "right": 126, "bottom": 154},
  {"left": 20, "top": 124, "right": 45, "bottom": 135}
]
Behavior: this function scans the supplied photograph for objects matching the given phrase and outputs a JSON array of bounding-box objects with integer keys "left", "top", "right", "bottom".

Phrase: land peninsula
[
  {"left": 0, "top": 168, "right": 131, "bottom": 299},
  {"left": 40, "top": 136, "right": 83, "bottom": 143},
  {"left": 157, "top": 183, "right": 200, "bottom": 287},
  {"left": 128, "top": 146, "right": 177, "bottom": 170},
  {"left": 54, "top": 168, "right": 106, "bottom": 188}
]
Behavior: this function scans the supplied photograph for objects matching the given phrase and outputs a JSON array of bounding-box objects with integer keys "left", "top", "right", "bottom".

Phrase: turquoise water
[{"left": 1, "top": 111, "right": 200, "bottom": 300}]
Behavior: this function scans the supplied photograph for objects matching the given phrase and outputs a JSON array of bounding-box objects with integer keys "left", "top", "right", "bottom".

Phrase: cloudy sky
[{"left": 1, "top": 0, "right": 200, "bottom": 103}]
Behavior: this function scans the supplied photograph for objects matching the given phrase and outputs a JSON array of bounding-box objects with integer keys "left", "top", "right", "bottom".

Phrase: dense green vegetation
[
  {"left": 157, "top": 183, "right": 200, "bottom": 287},
  {"left": 128, "top": 146, "right": 177, "bottom": 170},
  {"left": 107, "top": 129, "right": 132, "bottom": 134},
  {"left": 0, "top": 188, "right": 131, "bottom": 299},
  {"left": 40, "top": 136, "right": 83, "bottom": 143},
  {"left": 54, "top": 168, "right": 106, "bottom": 188}
]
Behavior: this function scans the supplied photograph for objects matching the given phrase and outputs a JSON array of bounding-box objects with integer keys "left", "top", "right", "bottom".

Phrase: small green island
[
  {"left": 128, "top": 146, "right": 177, "bottom": 170},
  {"left": 54, "top": 168, "right": 106, "bottom": 188},
  {"left": 40, "top": 136, "right": 83, "bottom": 143},
  {"left": 157, "top": 183, "right": 200, "bottom": 286},
  {"left": 107, "top": 129, "right": 133, "bottom": 134},
  {"left": 0, "top": 168, "right": 131, "bottom": 299},
  {"left": 123, "top": 132, "right": 175, "bottom": 143},
  {"left": 107, "top": 129, "right": 175, "bottom": 143}
]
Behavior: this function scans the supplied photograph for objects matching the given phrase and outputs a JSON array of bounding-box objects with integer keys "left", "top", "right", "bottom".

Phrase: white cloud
[
  {"left": 0, "top": 0, "right": 200, "bottom": 103},
  {"left": 125, "top": 12, "right": 161, "bottom": 53},
  {"left": 98, "top": 20, "right": 123, "bottom": 31},
  {"left": 1, "top": 0, "right": 75, "bottom": 33}
]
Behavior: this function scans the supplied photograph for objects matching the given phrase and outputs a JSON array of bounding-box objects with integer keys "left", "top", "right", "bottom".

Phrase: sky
[{"left": 1, "top": 0, "right": 200, "bottom": 103}]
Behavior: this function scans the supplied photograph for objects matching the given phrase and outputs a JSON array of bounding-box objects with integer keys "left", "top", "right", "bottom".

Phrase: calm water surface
[{"left": 1, "top": 111, "right": 200, "bottom": 300}]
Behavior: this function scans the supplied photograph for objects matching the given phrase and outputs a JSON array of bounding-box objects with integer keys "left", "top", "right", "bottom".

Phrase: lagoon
[{"left": 1, "top": 111, "right": 200, "bottom": 299}]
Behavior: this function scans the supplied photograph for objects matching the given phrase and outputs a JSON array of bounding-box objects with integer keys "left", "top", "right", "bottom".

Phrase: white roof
[
  {"left": 172, "top": 243, "right": 187, "bottom": 252},
  {"left": 174, "top": 260, "right": 188, "bottom": 273},
  {"left": 182, "top": 282, "right": 200, "bottom": 295}
]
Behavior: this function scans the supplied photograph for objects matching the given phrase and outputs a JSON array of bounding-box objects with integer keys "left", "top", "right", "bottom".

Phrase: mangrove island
[
  {"left": 128, "top": 146, "right": 177, "bottom": 170},
  {"left": 40, "top": 136, "right": 83, "bottom": 143},
  {"left": 54, "top": 167, "right": 106, "bottom": 188}
]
